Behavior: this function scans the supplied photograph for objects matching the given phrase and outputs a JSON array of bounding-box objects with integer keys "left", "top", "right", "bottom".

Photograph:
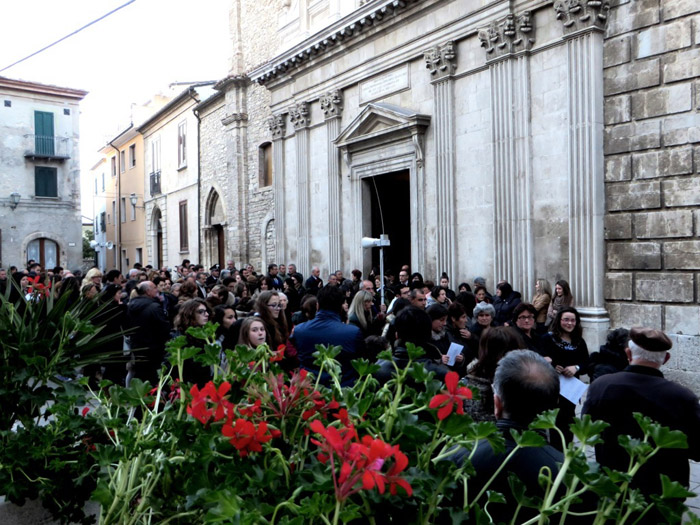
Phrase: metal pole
[{"left": 379, "top": 245, "right": 385, "bottom": 308}]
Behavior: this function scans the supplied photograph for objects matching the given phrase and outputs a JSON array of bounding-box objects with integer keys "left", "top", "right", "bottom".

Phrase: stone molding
[
  {"left": 423, "top": 40, "right": 457, "bottom": 80},
  {"left": 295, "top": 125, "right": 311, "bottom": 274},
  {"left": 214, "top": 74, "right": 250, "bottom": 90},
  {"left": 267, "top": 114, "right": 286, "bottom": 140},
  {"left": 320, "top": 89, "right": 343, "bottom": 120},
  {"left": 221, "top": 113, "right": 249, "bottom": 125},
  {"left": 554, "top": 0, "right": 610, "bottom": 34},
  {"left": 478, "top": 10, "right": 535, "bottom": 60},
  {"left": 326, "top": 116, "right": 343, "bottom": 271},
  {"left": 251, "top": 0, "right": 423, "bottom": 84},
  {"left": 289, "top": 102, "right": 310, "bottom": 130}
]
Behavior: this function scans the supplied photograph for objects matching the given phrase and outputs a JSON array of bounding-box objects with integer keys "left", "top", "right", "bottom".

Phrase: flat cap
[{"left": 629, "top": 326, "right": 672, "bottom": 352}]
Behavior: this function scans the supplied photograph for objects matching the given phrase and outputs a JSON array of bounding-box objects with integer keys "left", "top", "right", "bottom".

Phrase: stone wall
[{"left": 604, "top": 0, "right": 700, "bottom": 390}]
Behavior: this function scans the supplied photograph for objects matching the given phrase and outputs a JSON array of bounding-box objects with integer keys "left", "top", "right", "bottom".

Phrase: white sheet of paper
[
  {"left": 559, "top": 375, "right": 588, "bottom": 405},
  {"left": 446, "top": 343, "right": 464, "bottom": 366}
]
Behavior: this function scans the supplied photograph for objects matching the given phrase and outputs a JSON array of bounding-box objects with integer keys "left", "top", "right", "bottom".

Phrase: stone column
[
  {"left": 555, "top": 0, "right": 610, "bottom": 347},
  {"left": 321, "top": 90, "right": 343, "bottom": 273},
  {"left": 424, "top": 41, "right": 457, "bottom": 284},
  {"left": 290, "top": 102, "right": 311, "bottom": 275},
  {"left": 268, "top": 114, "right": 287, "bottom": 264},
  {"left": 479, "top": 11, "right": 536, "bottom": 299}
]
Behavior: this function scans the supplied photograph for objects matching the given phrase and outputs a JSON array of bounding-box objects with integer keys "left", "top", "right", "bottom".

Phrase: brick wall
[{"left": 603, "top": 0, "right": 700, "bottom": 388}]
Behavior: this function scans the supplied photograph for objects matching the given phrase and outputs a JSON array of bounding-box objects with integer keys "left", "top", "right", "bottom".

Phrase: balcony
[
  {"left": 24, "top": 135, "right": 71, "bottom": 161},
  {"left": 150, "top": 170, "right": 161, "bottom": 196}
]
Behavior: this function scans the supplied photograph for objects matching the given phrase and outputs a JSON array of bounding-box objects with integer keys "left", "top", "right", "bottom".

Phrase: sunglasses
[{"left": 196, "top": 309, "right": 209, "bottom": 315}]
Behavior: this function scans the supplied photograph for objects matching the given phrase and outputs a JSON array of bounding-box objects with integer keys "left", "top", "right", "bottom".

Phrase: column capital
[
  {"left": 289, "top": 102, "right": 310, "bottom": 130},
  {"left": 478, "top": 11, "right": 535, "bottom": 61},
  {"left": 423, "top": 40, "right": 457, "bottom": 80},
  {"left": 554, "top": 0, "right": 610, "bottom": 34},
  {"left": 320, "top": 89, "right": 343, "bottom": 120},
  {"left": 267, "top": 114, "right": 286, "bottom": 140}
]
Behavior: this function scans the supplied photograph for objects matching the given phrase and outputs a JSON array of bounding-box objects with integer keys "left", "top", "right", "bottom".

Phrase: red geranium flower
[
  {"left": 187, "top": 381, "right": 233, "bottom": 424},
  {"left": 429, "top": 371, "right": 472, "bottom": 420},
  {"left": 222, "top": 418, "right": 276, "bottom": 457}
]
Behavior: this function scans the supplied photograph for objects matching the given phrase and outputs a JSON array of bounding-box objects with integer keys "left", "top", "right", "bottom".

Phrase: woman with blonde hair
[
  {"left": 347, "top": 290, "right": 380, "bottom": 337},
  {"left": 82, "top": 268, "right": 103, "bottom": 292},
  {"left": 532, "top": 278, "right": 552, "bottom": 333}
]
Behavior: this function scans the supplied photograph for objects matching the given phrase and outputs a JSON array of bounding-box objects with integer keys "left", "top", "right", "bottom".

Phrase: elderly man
[
  {"left": 449, "top": 350, "right": 563, "bottom": 522},
  {"left": 409, "top": 286, "right": 427, "bottom": 310},
  {"left": 305, "top": 266, "right": 323, "bottom": 296},
  {"left": 583, "top": 327, "right": 700, "bottom": 509}
]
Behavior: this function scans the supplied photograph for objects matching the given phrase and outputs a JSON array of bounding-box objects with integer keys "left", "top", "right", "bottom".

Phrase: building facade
[
  {"left": 139, "top": 82, "right": 215, "bottom": 270},
  {"left": 0, "top": 76, "right": 87, "bottom": 270},
  {"left": 218, "top": 0, "right": 700, "bottom": 390}
]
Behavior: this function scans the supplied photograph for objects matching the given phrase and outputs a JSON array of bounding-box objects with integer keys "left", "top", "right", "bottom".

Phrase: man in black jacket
[
  {"left": 449, "top": 350, "right": 562, "bottom": 522},
  {"left": 126, "top": 281, "right": 171, "bottom": 385},
  {"left": 583, "top": 327, "right": 700, "bottom": 507}
]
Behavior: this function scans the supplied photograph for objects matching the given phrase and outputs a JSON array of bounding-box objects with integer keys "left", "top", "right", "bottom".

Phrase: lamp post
[{"left": 361, "top": 234, "right": 391, "bottom": 307}]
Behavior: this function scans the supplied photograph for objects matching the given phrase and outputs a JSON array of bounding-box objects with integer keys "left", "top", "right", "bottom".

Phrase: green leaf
[
  {"left": 618, "top": 435, "right": 653, "bottom": 459},
  {"left": 529, "top": 409, "right": 559, "bottom": 430},
  {"left": 570, "top": 415, "right": 609, "bottom": 446},
  {"left": 486, "top": 490, "right": 507, "bottom": 504},
  {"left": 649, "top": 425, "right": 689, "bottom": 450},
  {"left": 508, "top": 474, "right": 541, "bottom": 508},
  {"left": 510, "top": 429, "right": 546, "bottom": 448},
  {"left": 351, "top": 358, "right": 381, "bottom": 377},
  {"left": 405, "top": 342, "right": 426, "bottom": 360},
  {"left": 660, "top": 474, "right": 696, "bottom": 500},
  {"left": 376, "top": 349, "right": 393, "bottom": 361}
]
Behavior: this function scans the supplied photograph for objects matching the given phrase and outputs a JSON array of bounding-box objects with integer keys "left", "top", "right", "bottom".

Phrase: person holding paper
[{"left": 541, "top": 307, "right": 589, "bottom": 449}]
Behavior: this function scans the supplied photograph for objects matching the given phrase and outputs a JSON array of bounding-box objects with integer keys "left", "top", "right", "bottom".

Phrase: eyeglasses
[
  {"left": 517, "top": 315, "right": 535, "bottom": 321},
  {"left": 268, "top": 303, "right": 282, "bottom": 309},
  {"left": 196, "top": 309, "right": 209, "bottom": 315},
  {"left": 561, "top": 318, "right": 577, "bottom": 324}
]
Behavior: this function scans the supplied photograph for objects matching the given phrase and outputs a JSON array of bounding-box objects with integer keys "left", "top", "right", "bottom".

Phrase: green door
[{"left": 34, "top": 111, "right": 54, "bottom": 156}]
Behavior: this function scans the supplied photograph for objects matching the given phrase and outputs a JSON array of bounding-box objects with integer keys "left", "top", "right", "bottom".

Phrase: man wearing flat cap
[{"left": 583, "top": 327, "right": 700, "bottom": 503}]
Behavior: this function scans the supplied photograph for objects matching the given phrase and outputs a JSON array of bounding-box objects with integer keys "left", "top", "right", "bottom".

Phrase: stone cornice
[
  {"left": 478, "top": 10, "right": 535, "bottom": 60},
  {"left": 320, "top": 90, "right": 343, "bottom": 120},
  {"left": 554, "top": 0, "right": 610, "bottom": 34},
  {"left": 249, "top": 0, "right": 423, "bottom": 85},
  {"left": 221, "top": 113, "right": 249, "bottom": 125},
  {"left": 423, "top": 40, "right": 457, "bottom": 80},
  {"left": 214, "top": 74, "right": 250, "bottom": 91}
]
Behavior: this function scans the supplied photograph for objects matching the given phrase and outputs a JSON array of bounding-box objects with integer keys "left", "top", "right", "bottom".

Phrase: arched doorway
[
  {"left": 205, "top": 189, "right": 226, "bottom": 268},
  {"left": 151, "top": 207, "right": 163, "bottom": 269},
  {"left": 27, "top": 238, "right": 59, "bottom": 269}
]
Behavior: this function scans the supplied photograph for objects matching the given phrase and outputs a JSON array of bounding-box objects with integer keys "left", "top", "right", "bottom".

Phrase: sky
[{"left": 0, "top": 0, "right": 232, "bottom": 218}]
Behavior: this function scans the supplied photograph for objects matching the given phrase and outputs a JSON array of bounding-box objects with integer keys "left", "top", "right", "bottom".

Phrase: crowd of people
[{"left": 2, "top": 257, "right": 698, "bottom": 521}]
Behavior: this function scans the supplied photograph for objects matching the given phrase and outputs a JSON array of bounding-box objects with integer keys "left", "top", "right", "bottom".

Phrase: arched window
[
  {"left": 27, "top": 238, "right": 58, "bottom": 269},
  {"left": 259, "top": 142, "right": 273, "bottom": 187}
]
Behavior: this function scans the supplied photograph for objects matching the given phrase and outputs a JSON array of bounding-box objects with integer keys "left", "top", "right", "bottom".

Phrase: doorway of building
[
  {"left": 365, "top": 170, "right": 411, "bottom": 276},
  {"left": 27, "top": 238, "right": 58, "bottom": 269},
  {"left": 152, "top": 207, "right": 163, "bottom": 269},
  {"left": 214, "top": 224, "right": 225, "bottom": 268}
]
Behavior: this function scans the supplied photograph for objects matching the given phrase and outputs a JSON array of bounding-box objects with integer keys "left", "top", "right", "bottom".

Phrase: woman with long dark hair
[
  {"left": 541, "top": 306, "right": 588, "bottom": 448},
  {"left": 254, "top": 291, "right": 298, "bottom": 370},
  {"left": 545, "top": 279, "right": 574, "bottom": 328},
  {"left": 492, "top": 281, "right": 522, "bottom": 325},
  {"left": 173, "top": 298, "right": 212, "bottom": 387}
]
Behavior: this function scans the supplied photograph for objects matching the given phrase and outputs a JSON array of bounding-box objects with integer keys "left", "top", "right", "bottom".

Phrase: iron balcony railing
[
  {"left": 24, "top": 134, "right": 71, "bottom": 160},
  {"left": 150, "top": 171, "right": 162, "bottom": 196}
]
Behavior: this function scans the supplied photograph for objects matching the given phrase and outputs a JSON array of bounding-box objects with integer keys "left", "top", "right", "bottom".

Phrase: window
[
  {"left": 34, "top": 111, "right": 54, "bottom": 156},
  {"left": 179, "top": 200, "right": 188, "bottom": 251},
  {"left": 100, "top": 212, "right": 106, "bottom": 232},
  {"left": 177, "top": 121, "right": 187, "bottom": 168},
  {"left": 120, "top": 151, "right": 126, "bottom": 173},
  {"left": 27, "top": 238, "right": 58, "bottom": 269},
  {"left": 129, "top": 144, "right": 136, "bottom": 168},
  {"left": 4, "top": 100, "right": 11, "bottom": 107},
  {"left": 120, "top": 197, "right": 126, "bottom": 223},
  {"left": 130, "top": 200, "right": 136, "bottom": 221},
  {"left": 101, "top": 172, "right": 105, "bottom": 191},
  {"left": 151, "top": 137, "right": 161, "bottom": 172},
  {"left": 112, "top": 201, "right": 116, "bottom": 224},
  {"left": 94, "top": 178, "right": 98, "bottom": 195},
  {"left": 111, "top": 157, "right": 116, "bottom": 177},
  {"left": 63, "top": 108, "right": 70, "bottom": 115},
  {"left": 35, "top": 167, "right": 57, "bottom": 197},
  {"left": 259, "top": 142, "right": 273, "bottom": 187},
  {"left": 136, "top": 248, "right": 142, "bottom": 264}
]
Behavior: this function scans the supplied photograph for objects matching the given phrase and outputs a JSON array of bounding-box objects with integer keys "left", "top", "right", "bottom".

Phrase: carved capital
[
  {"left": 478, "top": 11, "right": 535, "bottom": 60},
  {"left": 222, "top": 112, "right": 249, "bottom": 126},
  {"left": 267, "top": 114, "right": 286, "bottom": 140},
  {"left": 320, "top": 90, "right": 343, "bottom": 120},
  {"left": 554, "top": 0, "right": 610, "bottom": 34},
  {"left": 423, "top": 41, "right": 457, "bottom": 79},
  {"left": 289, "top": 102, "right": 310, "bottom": 129}
]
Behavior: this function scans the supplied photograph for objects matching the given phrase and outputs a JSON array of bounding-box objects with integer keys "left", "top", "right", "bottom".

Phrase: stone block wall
[{"left": 604, "top": 0, "right": 700, "bottom": 390}]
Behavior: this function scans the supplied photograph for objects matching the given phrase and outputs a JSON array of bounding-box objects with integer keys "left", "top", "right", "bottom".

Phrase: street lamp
[
  {"left": 129, "top": 193, "right": 144, "bottom": 208},
  {"left": 9, "top": 192, "right": 20, "bottom": 210},
  {"left": 361, "top": 234, "right": 391, "bottom": 307}
]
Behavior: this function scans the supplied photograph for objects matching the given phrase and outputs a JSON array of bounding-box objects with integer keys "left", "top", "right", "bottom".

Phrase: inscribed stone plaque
[{"left": 359, "top": 65, "right": 410, "bottom": 104}]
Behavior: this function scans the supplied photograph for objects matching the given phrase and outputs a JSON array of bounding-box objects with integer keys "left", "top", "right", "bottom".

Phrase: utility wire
[{"left": 0, "top": 0, "right": 136, "bottom": 74}]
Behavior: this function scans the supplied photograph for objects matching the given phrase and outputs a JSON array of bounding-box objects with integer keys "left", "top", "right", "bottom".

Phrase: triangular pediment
[{"left": 334, "top": 103, "right": 430, "bottom": 149}]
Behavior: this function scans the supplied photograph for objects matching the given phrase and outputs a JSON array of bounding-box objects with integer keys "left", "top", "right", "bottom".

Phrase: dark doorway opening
[
  {"left": 365, "top": 170, "right": 411, "bottom": 275},
  {"left": 214, "top": 224, "right": 225, "bottom": 268}
]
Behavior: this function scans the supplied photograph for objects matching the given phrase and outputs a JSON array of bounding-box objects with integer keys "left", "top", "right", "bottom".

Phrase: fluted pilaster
[
  {"left": 321, "top": 90, "right": 344, "bottom": 272},
  {"left": 268, "top": 114, "right": 286, "bottom": 263},
  {"left": 290, "top": 102, "right": 311, "bottom": 275}
]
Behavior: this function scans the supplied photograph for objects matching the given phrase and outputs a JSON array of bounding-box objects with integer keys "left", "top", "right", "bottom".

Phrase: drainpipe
[
  {"left": 187, "top": 88, "right": 203, "bottom": 266},
  {"left": 109, "top": 141, "right": 122, "bottom": 273}
]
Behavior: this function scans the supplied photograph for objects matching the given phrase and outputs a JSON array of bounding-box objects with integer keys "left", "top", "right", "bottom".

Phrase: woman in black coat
[{"left": 492, "top": 281, "right": 522, "bottom": 325}]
